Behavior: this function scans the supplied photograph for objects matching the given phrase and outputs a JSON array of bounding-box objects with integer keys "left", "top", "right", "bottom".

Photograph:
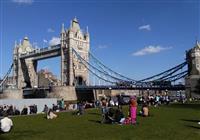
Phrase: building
[{"left": 38, "top": 69, "right": 61, "bottom": 87}]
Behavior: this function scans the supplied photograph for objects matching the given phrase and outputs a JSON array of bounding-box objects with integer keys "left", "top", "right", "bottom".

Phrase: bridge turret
[
  {"left": 185, "top": 40, "right": 200, "bottom": 98},
  {"left": 60, "top": 18, "right": 90, "bottom": 86},
  {"left": 13, "top": 37, "right": 38, "bottom": 89},
  {"left": 186, "top": 40, "right": 200, "bottom": 75},
  {"left": 18, "top": 37, "right": 33, "bottom": 54}
]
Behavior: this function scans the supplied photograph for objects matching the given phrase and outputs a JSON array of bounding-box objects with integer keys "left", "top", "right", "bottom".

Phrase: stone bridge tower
[
  {"left": 13, "top": 37, "right": 38, "bottom": 89},
  {"left": 185, "top": 41, "right": 200, "bottom": 97},
  {"left": 61, "top": 18, "right": 90, "bottom": 86}
]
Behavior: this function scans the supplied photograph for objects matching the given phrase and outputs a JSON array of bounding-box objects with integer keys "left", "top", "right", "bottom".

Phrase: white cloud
[
  {"left": 138, "top": 24, "right": 151, "bottom": 31},
  {"left": 47, "top": 28, "right": 55, "bottom": 33},
  {"left": 49, "top": 37, "right": 60, "bottom": 46},
  {"left": 12, "top": 0, "right": 34, "bottom": 4},
  {"left": 132, "top": 45, "right": 172, "bottom": 56},
  {"left": 43, "top": 39, "right": 48, "bottom": 43},
  {"left": 97, "top": 45, "right": 109, "bottom": 49}
]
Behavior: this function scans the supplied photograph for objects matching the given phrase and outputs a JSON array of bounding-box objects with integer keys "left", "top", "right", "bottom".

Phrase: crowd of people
[
  {"left": 1, "top": 93, "right": 193, "bottom": 133},
  {"left": 99, "top": 96, "right": 149, "bottom": 125},
  {"left": 0, "top": 104, "right": 38, "bottom": 117},
  {"left": 137, "top": 95, "right": 170, "bottom": 107}
]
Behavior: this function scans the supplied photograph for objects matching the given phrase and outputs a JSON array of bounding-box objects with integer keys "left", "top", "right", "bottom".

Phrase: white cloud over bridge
[
  {"left": 132, "top": 45, "right": 172, "bottom": 56},
  {"left": 49, "top": 37, "right": 60, "bottom": 46}
]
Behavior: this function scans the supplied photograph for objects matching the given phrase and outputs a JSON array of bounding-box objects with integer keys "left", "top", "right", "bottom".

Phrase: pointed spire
[
  {"left": 19, "top": 39, "right": 22, "bottom": 45},
  {"left": 197, "top": 40, "right": 200, "bottom": 48},
  {"left": 196, "top": 40, "right": 199, "bottom": 46},
  {"left": 86, "top": 26, "right": 89, "bottom": 34},
  {"left": 61, "top": 23, "right": 65, "bottom": 33},
  {"left": 70, "top": 20, "right": 72, "bottom": 28},
  {"left": 73, "top": 16, "right": 78, "bottom": 23}
]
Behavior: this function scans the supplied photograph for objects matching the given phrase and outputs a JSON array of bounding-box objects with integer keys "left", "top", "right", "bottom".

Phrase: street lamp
[{"left": 147, "top": 89, "right": 149, "bottom": 96}]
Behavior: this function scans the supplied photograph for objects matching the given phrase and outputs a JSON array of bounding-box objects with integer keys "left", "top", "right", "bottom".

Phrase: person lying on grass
[
  {"left": 47, "top": 109, "right": 57, "bottom": 119},
  {"left": 101, "top": 108, "right": 125, "bottom": 124}
]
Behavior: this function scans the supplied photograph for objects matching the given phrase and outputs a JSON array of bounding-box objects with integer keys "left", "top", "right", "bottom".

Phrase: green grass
[{"left": 1, "top": 103, "right": 200, "bottom": 140}]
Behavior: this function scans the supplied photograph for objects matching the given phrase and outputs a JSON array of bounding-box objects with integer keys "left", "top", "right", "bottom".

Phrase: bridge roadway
[
  {"left": 19, "top": 44, "right": 61, "bottom": 61},
  {"left": 21, "top": 85, "right": 185, "bottom": 96},
  {"left": 75, "top": 85, "right": 185, "bottom": 91}
]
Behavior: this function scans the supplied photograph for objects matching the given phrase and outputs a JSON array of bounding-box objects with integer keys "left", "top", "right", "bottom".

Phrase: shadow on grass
[
  {"left": 184, "top": 125, "right": 200, "bottom": 129},
  {"left": 88, "top": 112, "right": 101, "bottom": 116},
  {"left": 166, "top": 104, "right": 200, "bottom": 110},
  {"left": 2, "top": 130, "right": 45, "bottom": 140},
  {"left": 0, "top": 135, "right": 8, "bottom": 140},
  {"left": 181, "top": 119, "right": 200, "bottom": 123},
  {"left": 88, "top": 120, "right": 101, "bottom": 124}
]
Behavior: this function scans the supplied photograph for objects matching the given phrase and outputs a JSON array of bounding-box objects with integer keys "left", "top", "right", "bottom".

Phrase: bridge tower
[
  {"left": 61, "top": 18, "right": 90, "bottom": 86},
  {"left": 185, "top": 41, "right": 200, "bottom": 97},
  {"left": 13, "top": 37, "right": 38, "bottom": 89}
]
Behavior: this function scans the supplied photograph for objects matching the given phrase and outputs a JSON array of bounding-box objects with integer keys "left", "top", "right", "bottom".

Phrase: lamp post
[
  {"left": 165, "top": 89, "right": 168, "bottom": 95},
  {"left": 147, "top": 89, "right": 149, "bottom": 96}
]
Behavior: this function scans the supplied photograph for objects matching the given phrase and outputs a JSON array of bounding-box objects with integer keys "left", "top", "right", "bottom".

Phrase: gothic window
[
  {"left": 78, "top": 64, "right": 81, "bottom": 69},
  {"left": 64, "top": 65, "right": 67, "bottom": 69},
  {"left": 197, "top": 64, "right": 200, "bottom": 68},
  {"left": 192, "top": 60, "right": 195, "bottom": 64}
]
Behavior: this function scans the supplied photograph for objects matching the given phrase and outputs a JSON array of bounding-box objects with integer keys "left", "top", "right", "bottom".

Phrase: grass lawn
[{"left": 1, "top": 103, "right": 200, "bottom": 140}]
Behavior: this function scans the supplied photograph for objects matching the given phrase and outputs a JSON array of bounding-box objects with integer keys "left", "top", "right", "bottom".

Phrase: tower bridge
[{"left": 0, "top": 18, "right": 200, "bottom": 101}]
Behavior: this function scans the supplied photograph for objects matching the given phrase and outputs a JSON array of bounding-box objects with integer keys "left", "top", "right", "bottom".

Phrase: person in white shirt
[
  {"left": 47, "top": 109, "right": 57, "bottom": 119},
  {"left": 0, "top": 113, "right": 13, "bottom": 133}
]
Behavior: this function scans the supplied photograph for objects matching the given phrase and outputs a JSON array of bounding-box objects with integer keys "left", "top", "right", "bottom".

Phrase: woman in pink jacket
[{"left": 129, "top": 97, "right": 137, "bottom": 124}]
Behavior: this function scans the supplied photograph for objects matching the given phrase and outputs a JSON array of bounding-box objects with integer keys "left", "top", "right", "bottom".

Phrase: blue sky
[{"left": 0, "top": 0, "right": 199, "bottom": 80}]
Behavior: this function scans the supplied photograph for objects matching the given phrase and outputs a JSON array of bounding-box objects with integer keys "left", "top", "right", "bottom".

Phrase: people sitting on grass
[
  {"left": 52, "top": 104, "right": 59, "bottom": 112},
  {"left": 114, "top": 108, "right": 125, "bottom": 124},
  {"left": 140, "top": 103, "right": 149, "bottom": 117},
  {"left": 43, "top": 104, "right": 49, "bottom": 114},
  {"left": 77, "top": 101, "right": 85, "bottom": 115},
  {"left": 0, "top": 113, "right": 13, "bottom": 133},
  {"left": 102, "top": 107, "right": 115, "bottom": 124},
  {"left": 100, "top": 98, "right": 108, "bottom": 123},
  {"left": 100, "top": 106, "right": 126, "bottom": 124},
  {"left": 21, "top": 105, "right": 28, "bottom": 115},
  {"left": 47, "top": 109, "right": 57, "bottom": 119},
  {"left": 59, "top": 98, "right": 65, "bottom": 110},
  {"left": 29, "top": 104, "right": 37, "bottom": 114}
]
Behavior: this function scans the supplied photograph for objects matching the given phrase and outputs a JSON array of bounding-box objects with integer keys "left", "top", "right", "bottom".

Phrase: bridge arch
[{"left": 74, "top": 76, "right": 85, "bottom": 86}]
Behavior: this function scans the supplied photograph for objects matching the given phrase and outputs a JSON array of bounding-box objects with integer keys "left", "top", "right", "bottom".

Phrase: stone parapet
[
  {"left": 185, "top": 75, "right": 200, "bottom": 98},
  {"left": 47, "top": 86, "right": 77, "bottom": 101},
  {"left": 0, "top": 89, "right": 23, "bottom": 99}
]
